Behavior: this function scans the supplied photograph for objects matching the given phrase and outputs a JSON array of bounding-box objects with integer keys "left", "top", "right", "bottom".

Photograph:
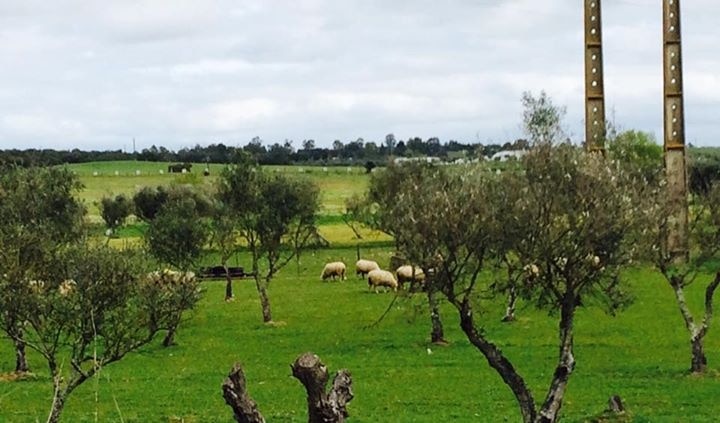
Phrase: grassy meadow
[{"left": 1, "top": 161, "right": 720, "bottom": 422}]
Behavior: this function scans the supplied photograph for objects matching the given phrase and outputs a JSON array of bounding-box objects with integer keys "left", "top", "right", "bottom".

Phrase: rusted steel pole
[
  {"left": 663, "top": 0, "right": 689, "bottom": 261},
  {"left": 584, "top": 0, "right": 606, "bottom": 152}
]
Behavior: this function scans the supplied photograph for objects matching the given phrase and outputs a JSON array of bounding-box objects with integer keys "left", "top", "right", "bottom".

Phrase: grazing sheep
[
  {"left": 146, "top": 269, "right": 196, "bottom": 286},
  {"left": 355, "top": 259, "right": 380, "bottom": 278},
  {"left": 396, "top": 265, "right": 425, "bottom": 286},
  {"left": 367, "top": 269, "right": 398, "bottom": 292},
  {"left": 395, "top": 265, "right": 425, "bottom": 287},
  {"left": 321, "top": 261, "right": 346, "bottom": 281}
]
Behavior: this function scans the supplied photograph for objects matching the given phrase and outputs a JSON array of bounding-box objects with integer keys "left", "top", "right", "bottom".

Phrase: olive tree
[
  {"left": 217, "top": 155, "right": 320, "bottom": 323},
  {"left": 99, "top": 193, "right": 133, "bottom": 234},
  {"left": 133, "top": 185, "right": 168, "bottom": 221},
  {"left": 144, "top": 197, "right": 208, "bottom": 345},
  {"left": 607, "top": 129, "right": 663, "bottom": 184},
  {"left": 365, "top": 162, "right": 450, "bottom": 344},
  {"left": 11, "top": 243, "right": 198, "bottom": 423},
  {"left": 0, "top": 166, "right": 85, "bottom": 373},
  {"left": 521, "top": 91, "right": 566, "bottom": 144},
  {"left": 133, "top": 184, "right": 212, "bottom": 222},
  {"left": 209, "top": 201, "right": 243, "bottom": 301},
  {"left": 380, "top": 144, "right": 642, "bottom": 422},
  {"left": 145, "top": 196, "right": 210, "bottom": 271},
  {"left": 637, "top": 180, "right": 720, "bottom": 373}
]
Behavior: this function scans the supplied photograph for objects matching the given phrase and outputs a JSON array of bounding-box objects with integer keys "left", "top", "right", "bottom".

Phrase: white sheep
[
  {"left": 396, "top": 265, "right": 425, "bottom": 286},
  {"left": 321, "top": 261, "right": 346, "bottom": 281},
  {"left": 367, "top": 269, "right": 398, "bottom": 292},
  {"left": 355, "top": 259, "right": 380, "bottom": 278},
  {"left": 145, "top": 269, "right": 196, "bottom": 286}
]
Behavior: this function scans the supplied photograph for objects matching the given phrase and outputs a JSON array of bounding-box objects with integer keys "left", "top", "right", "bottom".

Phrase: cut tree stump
[
  {"left": 291, "top": 352, "right": 354, "bottom": 423},
  {"left": 606, "top": 395, "right": 625, "bottom": 414},
  {"left": 222, "top": 363, "right": 266, "bottom": 423}
]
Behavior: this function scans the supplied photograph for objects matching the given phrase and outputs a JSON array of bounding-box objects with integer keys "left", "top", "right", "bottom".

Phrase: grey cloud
[{"left": 0, "top": 0, "right": 718, "bottom": 150}]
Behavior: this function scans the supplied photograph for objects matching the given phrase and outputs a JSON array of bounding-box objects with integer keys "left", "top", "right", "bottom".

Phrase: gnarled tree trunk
[
  {"left": 257, "top": 280, "right": 272, "bottom": 323},
  {"left": 536, "top": 298, "right": 576, "bottom": 423},
  {"left": 428, "top": 289, "right": 446, "bottom": 344},
  {"left": 457, "top": 300, "right": 537, "bottom": 423},
  {"left": 162, "top": 328, "right": 176, "bottom": 347},
  {"left": 224, "top": 264, "right": 234, "bottom": 301},
  {"left": 690, "top": 334, "right": 708, "bottom": 373},
  {"left": 669, "top": 273, "right": 719, "bottom": 374},
  {"left": 46, "top": 371, "right": 83, "bottom": 423},
  {"left": 14, "top": 333, "right": 29, "bottom": 373},
  {"left": 222, "top": 363, "right": 266, "bottom": 423},
  {"left": 291, "top": 352, "right": 354, "bottom": 423},
  {"left": 47, "top": 392, "right": 65, "bottom": 423}
]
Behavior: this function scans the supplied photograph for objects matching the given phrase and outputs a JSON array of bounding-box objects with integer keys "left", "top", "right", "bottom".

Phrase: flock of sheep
[{"left": 321, "top": 259, "right": 425, "bottom": 292}]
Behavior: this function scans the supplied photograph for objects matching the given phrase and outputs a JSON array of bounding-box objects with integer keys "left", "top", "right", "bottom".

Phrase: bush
[
  {"left": 144, "top": 197, "right": 209, "bottom": 271},
  {"left": 607, "top": 130, "right": 663, "bottom": 183},
  {"left": 133, "top": 186, "right": 168, "bottom": 222},
  {"left": 99, "top": 194, "right": 133, "bottom": 232},
  {"left": 134, "top": 184, "right": 212, "bottom": 222},
  {"left": 688, "top": 148, "right": 720, "bottom": 194}
]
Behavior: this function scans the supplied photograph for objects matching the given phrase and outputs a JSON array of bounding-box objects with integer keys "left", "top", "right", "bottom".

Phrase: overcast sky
[{"left": 0, "top": 0, "right": 717, "bottom": 151}]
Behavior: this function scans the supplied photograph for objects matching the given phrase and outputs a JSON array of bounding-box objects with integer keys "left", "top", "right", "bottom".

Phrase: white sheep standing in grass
[
  {"left": 355, "top": 259, "right": 380, "bottom": 278},
  {"left": 321, "top": 261, "right": 346, "bottom": 281},
  {"left": 367, "top": 269, "right": 398, "bottom": 292},
  {"left": 396, "top": 265, "right": 425, "bottom": 286}
]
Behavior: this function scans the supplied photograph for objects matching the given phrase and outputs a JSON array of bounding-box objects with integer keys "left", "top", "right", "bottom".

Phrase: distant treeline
[
  {"left": 4, "top": 137, "right": 720, "bottom": 194},
  {"left": 0, "top": 135, "right": 528, "bottom": 167}
]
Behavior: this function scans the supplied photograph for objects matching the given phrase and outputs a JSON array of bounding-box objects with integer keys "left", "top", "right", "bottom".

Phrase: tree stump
[
  {"left": 222, "top": 363, "right": 266, "bottom": 423},
  {"left": 606, "top": 395, "right": 625, "bottom": 414},
  {"left": 291, "top": 352, "right": 354, "bottom": 423}
]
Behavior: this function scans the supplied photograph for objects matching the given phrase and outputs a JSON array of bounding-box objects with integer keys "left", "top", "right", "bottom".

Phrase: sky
[{"left": 0, "top": 0, "right": 718, "bottom": 151}]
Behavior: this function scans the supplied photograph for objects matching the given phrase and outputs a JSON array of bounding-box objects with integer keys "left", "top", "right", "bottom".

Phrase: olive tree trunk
[
  {"left": 46, "top": 366, "right": 85, "bottom": 423},
  {"left": 47, "top": 392, "right": 65, "bottom": 423},
  {"left": 669, "top": 273, "right": 719, "bottom": 374},
  {"left": 222, "top": 363, "right": 266, "bottom": 423},
  {"left": 536, "top": 298, "right": 576, "bottom": 423},
  {"left": 291, "top": 352, "right": 354, "bottom": 423},
  {"left": 14, "top": 332, "right": 29, "bottom": 373},
  {"left": 256, "top": 276, "right": 272, "bottom": 323},
  {"left": 428, "top": 289, "right": 446, "bottom": 344},
  {"left": 224, "top": 264, "right": 234, "bottom": 301},
  {"left": 162, "top": 329, "right": 176, "bottom": 347},
  {"left": 457, "top": 300, "right": 537, "bottom": 423}
]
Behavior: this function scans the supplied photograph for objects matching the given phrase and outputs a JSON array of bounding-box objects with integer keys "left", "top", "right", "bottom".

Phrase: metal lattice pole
[
  {"left": 584, "top": 0, "right": 606, "bottom": 152},
  {"left": 663, "top": 0, "right": 689, "bottom": 261}
]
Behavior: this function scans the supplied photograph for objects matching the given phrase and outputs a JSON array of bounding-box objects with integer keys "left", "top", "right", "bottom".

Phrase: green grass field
[
  {"left": 2, "top": 162, "right": 720, "bottom": 421},
  {"left": 71, "top": 161, "right": 369, "bottom": 220}
]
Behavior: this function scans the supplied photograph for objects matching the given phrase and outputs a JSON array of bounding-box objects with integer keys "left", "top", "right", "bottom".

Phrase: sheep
[
  {"left": 145, "top": 269, "right": 196, "bottom": 287},
  {"left": 355, "top": 259, "right": 380, "bottom": 278},
  {"left": 367, "top": 269, "right": 398, "bottom": 292},
  {"left": 396, "top": 265, "right": 425, "bottom": 289},
  {"left": 321, "top": 261, "right": 346, "bottom": 281}
]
